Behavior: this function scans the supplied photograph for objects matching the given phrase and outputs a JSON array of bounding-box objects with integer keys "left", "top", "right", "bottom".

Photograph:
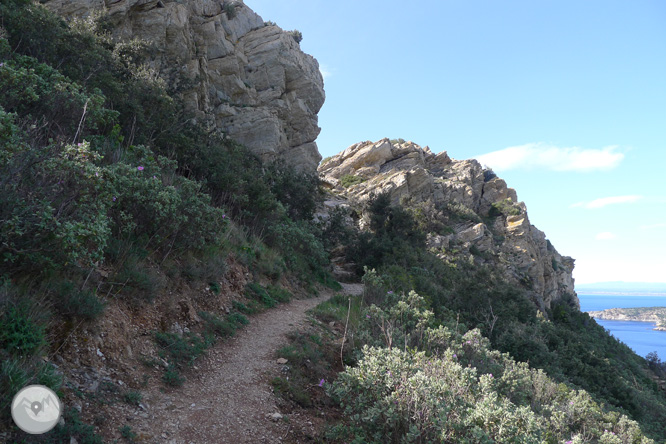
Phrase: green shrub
[
  {"left": 267, "top": 285, "right": 292, "bottom": 303},
  {"left": 223, "top": 2, "right": 237, "bottom": 19},
  {"left": 199, "top": 311, "right": 237, "bottom": 338},
  {"left": 36, "top": 359, "right": 63, "bottom": 390},
  {"left": 340, "top": 174, "right": 366, "bottom": 188},
  {"left": 244, "top": 283, "right": 295, "bottom": 308},
  {"left": 328, "top": 347, "right": 476, "bottom": 442},
  {"left": 271, "top": 329, "right": 336, "bottom": 409},
  {"left": 245, "top": 282, "right": 277, "bottom": 308},
  {"left": 265, "top": 218, "right": 328, "bottom": 277},
  {"left": 0, "top": 358, "right": 29, "bottom": 418},
  {"left": 313, "top": 293, "right": 361, "bottom": 325},
  {"left": 54, "top": 281, "right": 106, "bottom": 321},
  {"left": 446, "top": 202, "right": 482, "bottom": 223},
  {"left": 0, "top": 53, "right": 116, "bottom": 137},
  {"left": 0, "top": 304, "right": 47, "bottom": 356},
  {"left": 123, "top": 390, "right": 142, "bottom": 406},
  {"left": 0, "top": 3, "right": 228, "bottom": 277},
  {"left": 403, "top": 198, "right": 449, "bottom": 235},
  {"left": 267, "top": 163, "right": 320, "bottom": 221},
  {"left": 359, "top": 290, "right": 434, "bottom": 351},
  {"left": 0, "top": 0, "right": 177, "bottom": 148},
  {"left": 320, "top": 205, "right": 355, "bottom": 249},
  {"left": 271, "top": 376, "right": 311, "bottom": 407},
  {"left": 287, "top": 29, "right": 303, "bottom": 43},
  {"left": 0, "top": 113, "right": 226, "bottom": 275},
  {"left": 162, "top": 364, "right": 185, "bottom": 387},
  {"left": 346, "top": 194, "right": 426, "bottom": 274},
  {"left": 0, "top": 134, "right": 113, "bottom": 271},
  {"left": 329, "top": 342, "right": 652, "bottom": 444},
  {"left": 1, "top": 0, "right": 329, "bottom": 295},
  {"left": 119, "top": 424, "right": 137, "bottom": 442},
  {"left": 50, "top": 408, "right": 103, "bottom": 444},
  {"left": 232, "top": 300, "right": 257, "bottom": 315},
  {"left": 228, "top": 312, "right": 249, "bottom": 326},
  {"left": 255, "top": 246, "right": 286, "bottom": 280},
  {"left": 106, "top": 147, "right": 228, "bottom": 253},
  {"left": 154, "top": 332, "right": 208, "bottom": 367},
  {"left": 328, "top": 195, "right": 666, "bottom": 440},
  {"left": 489, "top": 198, "right": 521, "bottom": 217},
  {"left": 113, "top": 259, "right": 166, "bottom": 303},
  {"left": 181, "top": 251, "right": 228, "bottom": 283},
  {"left": 318, "top": 272, "right": 343, "bottom": 290}
]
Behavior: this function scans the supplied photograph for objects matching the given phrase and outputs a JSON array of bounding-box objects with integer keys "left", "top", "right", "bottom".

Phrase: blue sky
[{"left": 245, "top": 0, "right": 666, "bottom": 285}]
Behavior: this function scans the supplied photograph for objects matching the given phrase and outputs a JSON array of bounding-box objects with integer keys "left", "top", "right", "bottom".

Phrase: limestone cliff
[
  {"left": 319, "top": 138, "right": 578, "bottom": 311},
  {"left": 44, "top": 0, "right": 325, "bottom": 172}
]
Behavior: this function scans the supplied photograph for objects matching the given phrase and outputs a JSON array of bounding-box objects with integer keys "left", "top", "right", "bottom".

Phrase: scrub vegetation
[
  {"left": 310, "top": 195, "right": 666, "bottom": 442},
  {"left": 0, "top": 1, "right": 332, "bottom": 439},
  {"left": 1, "top": 1, "right": 665, "bottom": 442}
]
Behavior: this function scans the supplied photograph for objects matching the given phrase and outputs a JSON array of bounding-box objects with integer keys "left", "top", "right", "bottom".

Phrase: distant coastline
[
  {"left": 579, "top": 291, "right": 666, "bottom": 296},
  {"left": 576, "top": 281, "right": 666, "bottom": 297},
  {"left": 587, "top": 307, "right": 666, "bottom": 331}
]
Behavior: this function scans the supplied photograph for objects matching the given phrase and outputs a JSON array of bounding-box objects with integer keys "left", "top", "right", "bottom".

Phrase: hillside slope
[
  {"left": 0, "top": 1, "right": 335, "bottom": 441},
  {"left": 315, "top": 138, "right": 666, "bottom": 441}
]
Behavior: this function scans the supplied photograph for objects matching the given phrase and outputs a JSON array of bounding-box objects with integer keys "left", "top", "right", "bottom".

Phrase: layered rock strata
[
  {"left": 319, "top": 139, "right": 578, "bottom": 311},
  {"left": 45, "top": 0, "right": 325, "bottom": 172}
]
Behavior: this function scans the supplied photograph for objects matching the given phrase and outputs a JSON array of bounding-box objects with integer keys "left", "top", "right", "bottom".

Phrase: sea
[{"left": 578, "top": 293, "right": 666, "bottom": 360}]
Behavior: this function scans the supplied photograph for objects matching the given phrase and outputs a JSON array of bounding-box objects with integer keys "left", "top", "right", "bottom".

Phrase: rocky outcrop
[
  {"left": 44, "top": 0, "right": 325, "bottom": 172},
  {"left": 319, "top": 138, "right": 578, "bottom": 311},
  {"left": 588, "top": 307, "right": 666, "bottom": 330}
]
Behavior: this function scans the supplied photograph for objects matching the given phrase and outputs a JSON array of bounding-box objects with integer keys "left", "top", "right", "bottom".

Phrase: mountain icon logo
[{"left": 11, "top": 385, "right": 61, "bottom": 434}]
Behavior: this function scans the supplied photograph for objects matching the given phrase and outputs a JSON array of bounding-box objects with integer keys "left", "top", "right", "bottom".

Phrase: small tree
[
  {"left": 646, "top": 351, "right": 661, "bottom": 368},
  {"left": 287, "top": 30, "right": 303, "bottom": 44}
]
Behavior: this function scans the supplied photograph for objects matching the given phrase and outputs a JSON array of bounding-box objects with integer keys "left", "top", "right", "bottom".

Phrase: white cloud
[
  {"left": 570, "top": 195, "right": 644, "bottom": 209},
  {"left": 474, "top": 143, "right": 624, "bottom": 172},
  {"left": 595, "top": 232, "right": 617, "bottom": 240}
]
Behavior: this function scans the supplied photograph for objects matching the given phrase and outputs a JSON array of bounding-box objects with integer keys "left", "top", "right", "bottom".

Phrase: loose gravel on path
[{"left": 138, "top": 283, "right": 362, "bottom": 443}]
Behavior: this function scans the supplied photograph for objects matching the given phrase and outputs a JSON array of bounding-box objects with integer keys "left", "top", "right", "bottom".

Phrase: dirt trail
[{"left": 137, "top": 283, "right": 362, "bottom": 444}]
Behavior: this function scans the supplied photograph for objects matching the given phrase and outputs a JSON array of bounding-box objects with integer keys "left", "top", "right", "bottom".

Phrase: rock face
[
  {"left": 319, "top": 139, "right": 579, "bottom": 311},
  {"left": 44, "top": 0, "right": 325, "bottom": 172}
]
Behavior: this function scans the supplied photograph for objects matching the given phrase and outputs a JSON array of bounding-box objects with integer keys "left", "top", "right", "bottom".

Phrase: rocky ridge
[
  {"left": 44, "top": 0, "right": 325, "bottom": 172},
  {"left": 319, "top": 138, "right": 578, "bottom": 311}
]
